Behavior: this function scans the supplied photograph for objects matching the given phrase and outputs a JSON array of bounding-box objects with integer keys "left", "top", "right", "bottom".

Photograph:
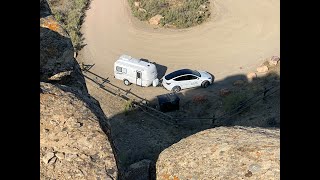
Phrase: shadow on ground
[
  {"left": 41, "top": 4, "right": 280, "bottom": 178},
  {"left": 140, "top": 57, "right": 168, "bottom": 80},
  {"left": 103, "top": 69, "right": 280, "bottom": 179}
]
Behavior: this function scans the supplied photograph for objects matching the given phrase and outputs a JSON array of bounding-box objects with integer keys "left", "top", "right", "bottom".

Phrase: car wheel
[
  {"left": 172, "top": 86, "right": 181, "bottom": 93},
  {"left": 124, "top": 79, "right": 131, "bottom": 86},
  {"left": 201, "top": 81, "right": 210, "bottom": 88}
]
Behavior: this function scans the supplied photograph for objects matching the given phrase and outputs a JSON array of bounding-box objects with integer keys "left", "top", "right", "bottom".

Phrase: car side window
[
  {"left": 174, "top": 75, "right": 186, "bottom": 81},
  {"left": 186, "top": 75, "right": 197, "bottom": 80}
]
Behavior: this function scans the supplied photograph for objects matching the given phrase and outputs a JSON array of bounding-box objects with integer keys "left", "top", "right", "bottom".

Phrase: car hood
[{"left": 198, "top": 70, "right": 212, "bottom": 79}]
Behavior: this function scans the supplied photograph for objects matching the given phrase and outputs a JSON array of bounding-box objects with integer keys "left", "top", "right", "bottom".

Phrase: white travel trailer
[{"left": 114, "top": 55, "right": 159, "bottom": 87}]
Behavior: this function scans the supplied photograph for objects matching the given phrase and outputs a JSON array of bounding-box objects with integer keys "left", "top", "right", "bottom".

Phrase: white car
[{"left": 162, "top": 69, "right": 214, "bottom": 92}]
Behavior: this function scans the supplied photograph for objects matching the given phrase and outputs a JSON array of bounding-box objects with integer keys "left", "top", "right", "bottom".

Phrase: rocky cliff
[
  {"left": 40, "top": 0, "right": 280, "bottom": 179},
  {"left": 40, "top": 0, "right": 117, "bottom": 179},
  {"left": 40, "top": 0, "right": 86, "bottom": 92},
  {"left": 156, "top": 126, "right": 280, "bottom": 180}
]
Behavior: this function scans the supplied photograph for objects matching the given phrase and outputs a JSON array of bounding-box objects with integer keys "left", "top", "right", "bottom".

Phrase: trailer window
[
  {"left": 116, "top": 66, "right": 127, "bottom": 74},
  {"left": 116, "top": 66, "right": 122, "bottom": 72},
  {"left": 137, "top": 71, "right": 141, "bottom": 78}
]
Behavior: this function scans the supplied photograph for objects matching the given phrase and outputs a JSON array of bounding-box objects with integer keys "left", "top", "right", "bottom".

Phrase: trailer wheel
[
  {"left": 172, "top": 86, "right": 181, "bottom": 93},
  {"left": 124, "top": 79, "right": 131, "bottom": 86}
]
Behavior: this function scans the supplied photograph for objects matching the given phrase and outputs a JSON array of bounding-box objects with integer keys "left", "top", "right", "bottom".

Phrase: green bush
[
  {"left": 128, "top": 0, "right": 211, "bottom": 28},
  {"left": 48, "top": 0, "right": 89, "bottom": 51},
  {"left": 124, "top": 100, "right": 134, "bottom": 115}
]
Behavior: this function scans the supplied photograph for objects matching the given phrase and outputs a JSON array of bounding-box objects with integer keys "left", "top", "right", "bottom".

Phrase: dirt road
[
  {"left": 79, "top": 0, "right": 279, "bottom": 99},
  {"left": 77, "top": 1, "right": 279, "bottom": 175}
]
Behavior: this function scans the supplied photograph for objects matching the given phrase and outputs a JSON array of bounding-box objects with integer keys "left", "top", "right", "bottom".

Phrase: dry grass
[
  {"left": 47, "top": 0, "right": 90, "bottom": 51},
  {"left": 222, "top": 60, "right": 280, "bottom": 117}
]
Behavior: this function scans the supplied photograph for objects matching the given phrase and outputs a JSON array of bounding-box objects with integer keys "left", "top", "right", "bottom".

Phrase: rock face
[
  {"left": 123, "top": 159, "right": 155, "bottom": 180},
  {"left": 40, "top": 83, "right": 117, "bottom": 179},
  {"left": 40, "top": 0, "right": 117, "bottom": 179},
  {"left": 156, "top": 127, "right": 280, "bottom": 180},
  {"left": 149, "top": 15, "right": 164, "bottom": 25},
  {"left": 40, "top": 0, "right": 87, "bottom": 92},
  {"left": 42, "top": 152, "right": 55, "bottom": 164},
  {"left": 40, "top": 0, "right": 51, "bottom": 17}
]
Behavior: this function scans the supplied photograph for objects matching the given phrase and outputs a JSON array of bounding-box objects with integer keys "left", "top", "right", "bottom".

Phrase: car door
[
  {"left": 173, "top": 75, "right": 188, "bottom": 89},
  {"left": 185, "top": 75, "right": 200, "bottom": 88}
]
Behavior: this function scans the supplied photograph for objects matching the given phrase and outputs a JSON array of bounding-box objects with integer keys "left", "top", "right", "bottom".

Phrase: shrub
[
  {"left": 128, "top": 0, "right": 211, "bottom": 28},
  {"left": 124, "top": 100, "right": 134, "bottom": 115},
  {"left": 48, "top": 0, "right": 89, "bottom": 51}
]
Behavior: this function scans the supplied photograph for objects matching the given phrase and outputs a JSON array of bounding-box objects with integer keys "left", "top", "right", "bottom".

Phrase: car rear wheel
[
  {"left": 201, "top": 81, "right": 210, "bottom": 88},
  {"left": 124, "top": 79, "right": 131, "bottom": 86},
  {"left": 172, "top": 86, "right": 181, "bottom": 93}
]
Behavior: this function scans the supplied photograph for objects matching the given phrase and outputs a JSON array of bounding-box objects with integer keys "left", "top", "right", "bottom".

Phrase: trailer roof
[{"left": 117, "top": 55, "right": 155, "bottom": 69}]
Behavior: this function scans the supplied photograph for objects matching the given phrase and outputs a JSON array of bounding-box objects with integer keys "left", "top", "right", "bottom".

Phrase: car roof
[{"left": 164, "top": 69, "right": 196, "bottom": 80}]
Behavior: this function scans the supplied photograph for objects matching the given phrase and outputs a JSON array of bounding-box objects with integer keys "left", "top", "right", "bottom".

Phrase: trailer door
[{"left": 136, "top": 71, "right": 142, "bottom": 86}]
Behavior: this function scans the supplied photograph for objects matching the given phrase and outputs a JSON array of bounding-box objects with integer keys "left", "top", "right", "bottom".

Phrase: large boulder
[
  {"left": 40, "top": 0, "right": 87, "bottom": 92},
  {"left": 156, "top": 127, "right": 280, "bottom": 179},
  {"left": 40, "top": 83, "right": 118, "bottom": 179},
  {"left": 149, "top": 15, "right": 164, "bottom": 25},
  {"left": 256, "top": 65, "right": 269, "bottom": 73},
  {"left": 246, "top": 72, "right": 257, "bottom": 81},
  {"left": 269, "top": 56, "right": 280, "bottom": 66},
  {"left": 40, "top": 1, "right": 118, "bottom": 179}
]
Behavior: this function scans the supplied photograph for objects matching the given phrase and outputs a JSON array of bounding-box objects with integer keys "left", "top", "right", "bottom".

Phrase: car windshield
[
  {"left": 192, "top": 70, "right": 201, "bottom": 77},
  {"left": 165, "top": 69, "right": 201, "bottom": 80}
]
